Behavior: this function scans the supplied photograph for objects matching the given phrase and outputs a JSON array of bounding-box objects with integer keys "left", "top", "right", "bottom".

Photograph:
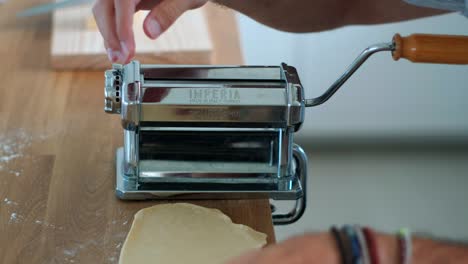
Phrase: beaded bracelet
[
  {"left": 343, "top": 225, "right": 363, "bottom": 264},
  {"left": 398, "top": 228, "right": 412, "bottom": 264},
  {"left": 354, "top": 225, "right": 371, "bottom": 264}
]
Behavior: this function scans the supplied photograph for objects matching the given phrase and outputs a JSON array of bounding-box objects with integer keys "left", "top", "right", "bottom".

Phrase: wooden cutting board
[
  {"left": 0, "top": 2, "right": 274, "bottom": 263},
  {"left": 51, "top": 4, "right": 213, "bottom": 70}
]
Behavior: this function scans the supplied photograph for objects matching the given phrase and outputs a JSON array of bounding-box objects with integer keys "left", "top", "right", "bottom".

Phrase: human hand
[
  {"left": 92, "top": 0, "right": 208, "bottom": 64},
  {"left": 226, "top": 233, "right": 341, "bottom": 264}
]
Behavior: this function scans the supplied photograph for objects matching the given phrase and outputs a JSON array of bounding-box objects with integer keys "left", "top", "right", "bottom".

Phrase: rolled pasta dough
[{"left": 119, "top": 203, "right": 267, "bottom": 264}]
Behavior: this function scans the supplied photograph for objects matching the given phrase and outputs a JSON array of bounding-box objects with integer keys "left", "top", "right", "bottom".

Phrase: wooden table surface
[{"left": 0, "top": 1, "right": 275, "bottom": 263}]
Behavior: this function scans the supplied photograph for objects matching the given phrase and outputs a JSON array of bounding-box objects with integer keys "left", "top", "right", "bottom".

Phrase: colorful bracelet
[
  {"left": 333, "top": 225, "right": 411, "bottom": 264},
  {"left": 354, "top": 225, "right": 371, "bottom": 264},
  {"left": 398, "top": 228, "right": 412, "bottom": 264},
  {"left": 343, "top": 225, "right": 363, "bottom": 264}
]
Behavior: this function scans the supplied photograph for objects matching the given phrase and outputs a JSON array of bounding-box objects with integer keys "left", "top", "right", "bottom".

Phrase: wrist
[
  {"left": 300, "top": 233, "right": 342, "bottom": 264},
  {"left": 322, "top": 232, "right": 343, "bottom": 264},
  {"left": 375, "top": 232, "right": 400, "bottom": 264}
]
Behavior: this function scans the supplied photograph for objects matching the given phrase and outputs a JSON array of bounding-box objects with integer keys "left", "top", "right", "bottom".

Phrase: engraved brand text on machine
[{"left": 189, "top": 88, "right": 241, "bottom": 104}]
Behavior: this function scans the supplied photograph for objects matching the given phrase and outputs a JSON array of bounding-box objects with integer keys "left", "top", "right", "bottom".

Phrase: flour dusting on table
[
  {"left": 0, "top": 128, "right": 58, "bottom": 176},
  {"left": 0, "top": 129, "right": 32, "bottom": 174}
]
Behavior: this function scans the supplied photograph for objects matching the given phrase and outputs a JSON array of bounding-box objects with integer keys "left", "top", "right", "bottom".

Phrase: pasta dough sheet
[{"left": 119, "top": 203, "right": 267, "bottom": 264}]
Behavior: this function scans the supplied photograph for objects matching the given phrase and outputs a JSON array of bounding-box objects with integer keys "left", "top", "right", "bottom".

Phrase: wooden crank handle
[{"left": 392, "top": 34, "right": 468, "bottom": 65}]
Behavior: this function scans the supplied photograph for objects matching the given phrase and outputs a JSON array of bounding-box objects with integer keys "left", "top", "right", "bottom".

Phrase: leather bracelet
[
  {"left": 331, "top": 226, "right": 352, "bottom": 264},
  {"left": 339, "top": 226, "right": 355, "bottom": 264}
]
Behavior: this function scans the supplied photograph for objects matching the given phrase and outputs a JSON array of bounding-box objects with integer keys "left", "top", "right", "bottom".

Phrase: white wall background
[
  {"left": 238, "top": 13, "right": 468, "bottom": 141},
  {"left": 272, "top": 148, "right": 468, "bottom": 242},
  {"left": 237, "top": 12, "right": 468, "bottom": 242}
]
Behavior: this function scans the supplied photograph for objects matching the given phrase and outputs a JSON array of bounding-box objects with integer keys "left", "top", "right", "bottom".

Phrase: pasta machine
[{"left": 104, "top": 34, "right": 468, "bottom": 225}]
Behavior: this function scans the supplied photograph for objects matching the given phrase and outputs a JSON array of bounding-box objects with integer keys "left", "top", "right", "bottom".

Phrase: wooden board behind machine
[{"left": 51, "top": 5, "right": 213, "bottom": 70}]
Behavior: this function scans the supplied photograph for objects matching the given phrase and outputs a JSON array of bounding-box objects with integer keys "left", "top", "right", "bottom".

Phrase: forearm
[
  {"left": 376, "top": 232, "right": 468, "bottom": 264},
  {"left": 215, "top": 0, "right": 347, "bottom": 32},
  {"left": 215, "top": 0, "right": 448, "bottom": 33},
  {"left": 412, "top": 236, "right": 468, "bottom": 263}
]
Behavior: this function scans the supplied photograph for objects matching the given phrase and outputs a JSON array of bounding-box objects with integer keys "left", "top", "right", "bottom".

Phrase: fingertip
[
  {"left": 106, "top": 48, "right": 119, "bottom": 63},
  {"left": 143, "top": 17, "right": 162, "bottom": 39},
  {"left": 119, "top": 40, "right": 136, "bottom": 64},
  {"left": 142, "top": 0, "right": 195, "bottom": 40},
  {"left": 105, "top": 43, "right": 127, "bottom": 64}
]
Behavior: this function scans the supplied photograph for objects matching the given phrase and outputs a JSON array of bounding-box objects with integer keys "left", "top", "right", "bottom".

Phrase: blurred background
[{"left": 236, "top": 12, "right": 468, "bottom": 241}]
